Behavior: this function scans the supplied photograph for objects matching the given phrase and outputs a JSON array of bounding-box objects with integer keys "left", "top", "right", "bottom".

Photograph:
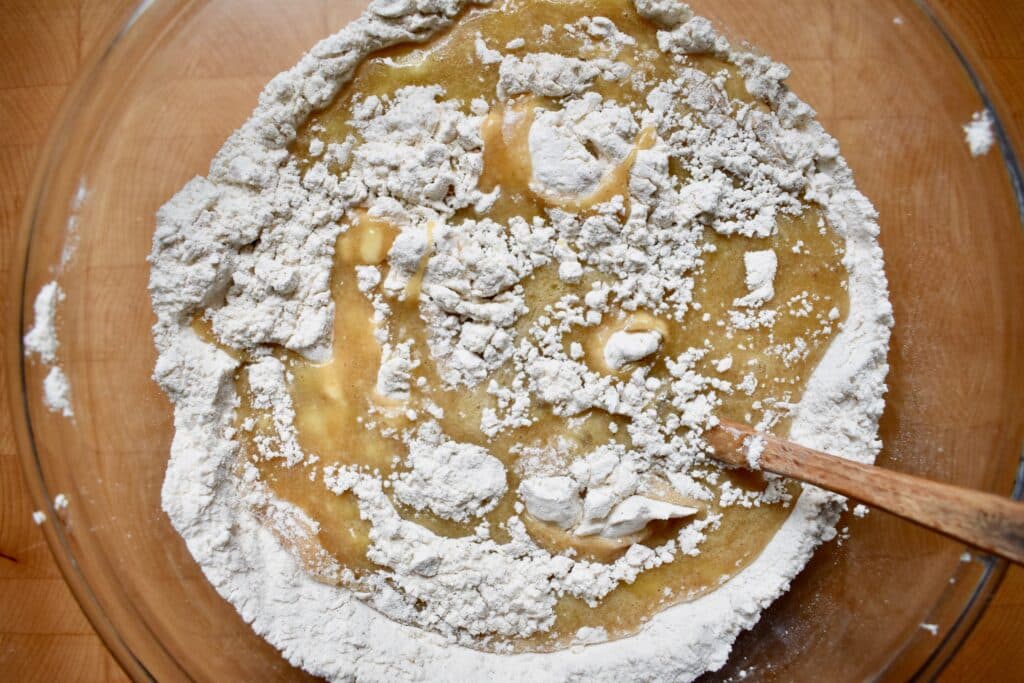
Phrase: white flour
[
  {"left": 42, "top": 366, "right": 74, "bottom": 418},
  {"left": 24, "top": 281, "right": 74, "bottom": 418},
  {"left": 392, "top": 422, "right": 508, "bottom": 522},
  {"left": 24, "top": 281, "right": 63, "bottom": 364},
  {"left": 23, "top": 183, "right": 90, "bottom": 418},
  {"left": 148, "top": 0, "right": 892, "bottom": 680},
  {"left": 602, "top": 330, "right": 662, "bottom": 369},
  {"left": 23, "top": 184, "right": 89, "bottom": 417},
  {"left": 735, "top": 249, "right": 777, "bottom": 308},
  {"left": 520, "top": 449, "right": 699, "bottom": 538},
  {"left": 963, "top": 109, "right": 995, "bottom": 157}
]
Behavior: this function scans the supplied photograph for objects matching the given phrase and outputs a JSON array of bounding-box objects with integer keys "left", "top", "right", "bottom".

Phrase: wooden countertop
[{"left": 1, "top": 1, "right": 1022, "bottom": 680}]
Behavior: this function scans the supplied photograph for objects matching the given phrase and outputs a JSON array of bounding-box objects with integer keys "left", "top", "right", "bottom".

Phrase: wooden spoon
[{"left": 706, "top": 420, "right": 1024, "bottom": 565}]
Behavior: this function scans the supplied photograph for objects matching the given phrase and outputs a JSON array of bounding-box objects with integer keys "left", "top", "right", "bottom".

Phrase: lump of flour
[
  {"left": 519, "top": 476, "right": 581, "bottom": 528},
  {"left": 529, "top": 95, "right": 638, "bottom": 199},
  {"left": 734, "top": 249, "right": 777, "bottom": 308},
  {"left": 376, "top": 341, "right": 414, "bottom": 400},
  {"left": 418, "top": 217, "right": 546, "bottom": 386},
  {"left": 603, "top": 330, "right": 662, "bottom": 370},
  {"left": 347, "top": 86, "right": 487, "bottom": 212},
  {"left": 520, "top": 447, "right": 698, "bottom": 538},
  {"left": 393, "top": 423, "right": 508, "bottom": 522}
]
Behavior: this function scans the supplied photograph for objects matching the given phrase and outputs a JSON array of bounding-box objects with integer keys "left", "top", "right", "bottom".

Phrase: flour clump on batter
[{"left": 148, "top": 0, "right": 892, "bottom": 680}]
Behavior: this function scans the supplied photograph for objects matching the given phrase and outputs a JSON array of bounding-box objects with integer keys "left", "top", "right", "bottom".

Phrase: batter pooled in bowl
[{"left": 149, "top": 0, "right": 892, "bottom": 679}]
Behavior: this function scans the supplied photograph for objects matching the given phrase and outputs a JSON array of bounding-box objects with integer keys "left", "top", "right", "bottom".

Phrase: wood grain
[
  {"left": 1, "top": 5, "right": 137, "bottom": 682},
  {"left": 0, "top": 1, "right": 1021, "bottom": 681},
  {"left": 709, "top": 421, "right": 1024, "bottom": 565}
]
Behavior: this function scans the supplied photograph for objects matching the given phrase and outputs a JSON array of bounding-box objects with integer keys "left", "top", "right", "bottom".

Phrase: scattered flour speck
[{"left": 963, "top": 109, "right": 994, "bottom": 157}]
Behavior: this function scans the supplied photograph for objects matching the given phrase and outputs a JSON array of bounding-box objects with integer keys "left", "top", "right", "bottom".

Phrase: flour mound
[{"left": 148, "top": 0, "right": 892, "bottom": 681}]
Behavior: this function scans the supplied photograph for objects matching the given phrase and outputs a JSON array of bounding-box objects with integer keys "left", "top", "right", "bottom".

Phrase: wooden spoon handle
[{"left": 707, "top": 421, "right": 1024, "bottom": 565}]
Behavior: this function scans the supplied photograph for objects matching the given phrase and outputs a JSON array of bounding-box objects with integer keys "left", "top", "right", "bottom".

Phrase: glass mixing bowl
[{"left": 10, "top": 0, "right": 1024, "bottom": 680}]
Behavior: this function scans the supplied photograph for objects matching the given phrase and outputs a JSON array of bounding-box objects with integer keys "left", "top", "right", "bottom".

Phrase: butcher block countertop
[{"left": 1, "top": 1, "right": 1022, "bottom": 680}]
